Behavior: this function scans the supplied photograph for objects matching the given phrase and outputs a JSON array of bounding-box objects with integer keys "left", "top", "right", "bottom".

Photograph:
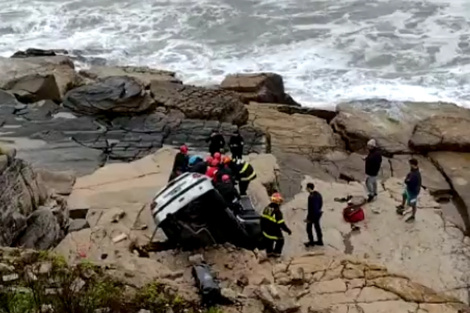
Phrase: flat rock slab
[
  {"left": 248, "top": 103, "right": 344, "bottom": 155},
  {"left": 282, "top": 177, "right": 470, "bottom": 302},
  {"left": 331, "top": 100, "right": 470, "bottom": 154}
]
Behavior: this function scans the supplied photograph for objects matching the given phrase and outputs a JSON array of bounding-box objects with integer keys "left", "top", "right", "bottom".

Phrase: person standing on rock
[
  {"left": 261, "top": 193, "right": 292, "bottom": 257},
  {"left": 365, "top": 139, "right": 382, "bottom": 202},
  {"left": 304, "top": 183, "right": 324, "bottom": 247},
  {"left": 229, "top": 130, "right": 244, "bottom": 160},
  {"left": 169, "top": 145, "right": 189, "bottom": 181},
  {"left": 396, "top": 158, "right": 422, "bottom": 223},
  {"left": 206, "top": 129, "right": 226, "bottom": 156}
]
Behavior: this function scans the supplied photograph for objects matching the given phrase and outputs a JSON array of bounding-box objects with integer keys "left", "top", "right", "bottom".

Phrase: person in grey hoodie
[
  {"left": 365, "top": 139, "right": 382, "bottom": 202},
  {"left": 396, "top": 158, "right": 422, "bottom": 223}
]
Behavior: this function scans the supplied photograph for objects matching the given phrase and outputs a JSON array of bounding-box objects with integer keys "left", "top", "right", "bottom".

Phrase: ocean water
[{"left": 0, "top": 0, "right": 470, "bottom": 108}]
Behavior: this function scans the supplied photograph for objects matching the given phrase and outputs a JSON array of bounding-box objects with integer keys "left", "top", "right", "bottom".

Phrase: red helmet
[
  {"left": 205, "top": 156, "right": 213, "bottom": 163},
  {"left": 214, "top": 152, "right": 221, "bottom": 160},
  {"left": 211, "top": 159, "right": 220, "bottom": 167},
  {"left": 180, "top": 145, "right": 188, "bottom": 154},
  {"left": 221, "top": 174, "right": 230, "bottom": 182}
]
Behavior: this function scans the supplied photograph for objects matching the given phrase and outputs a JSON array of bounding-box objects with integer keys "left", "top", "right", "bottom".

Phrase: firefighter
[
  {"left": 216, "top": 156, "right": 235, "bottom": 183},
  {"left": 233, "top": 159, "right": 256, "bottom": 195},
  {"left": 169, "top": 145, "right": 189, "bottom": 181},
  {"left": 261, "top": 193, "right": 292, "bottom": 257}
]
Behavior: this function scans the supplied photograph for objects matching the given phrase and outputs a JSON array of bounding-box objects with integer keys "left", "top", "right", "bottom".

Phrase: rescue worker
[
  {"left": 216, "top": 156, "right": 234, "bottom": 183},
  {"left": 229, "top": 130, "right": 244, "bottom": 160},
  {"left": 261, "top": 193, "right": 292, "bottom": 257},
  {"left": 169, "top": 145, "right": 189, "bottom": 181},
  {"left": 215, "top": 174, "right": 240, "bottom": 213},
  {"left": 206, "top": 158, "right": 220, "bottom": 180},
  {"left": 188, "top": 155, "right": 207, "bottom": 174},
  {"left": 233, "top": 159, "right": 256, "bottom": 195},
  {"left": 206, "top": 129, "right": 226, "bottom": 156}
]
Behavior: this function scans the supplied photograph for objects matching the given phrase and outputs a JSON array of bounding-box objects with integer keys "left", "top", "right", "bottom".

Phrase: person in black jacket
[
  {"left": 188, "top": 155, "right": 207, "bottom": 174},
  {"left": 169, "top": 145, "right": 189, "bottom": 181},
  {"left": 396, "top": 158, "right": 422, "bottom": 223},
  {"left": 206, "top": 129, "right": 226, "bottom": 156},
  {"left": 215, "top": 175, "right": 240, "bottom": 213},
  {"left": 365, "top": 139, "right": 382, "bottom": 202},
  {"left": 304, "top": 183, "right": 323, "bottom": 247},
  {"left": 229, "top": 130, "right": 244, "bottom": 160}
]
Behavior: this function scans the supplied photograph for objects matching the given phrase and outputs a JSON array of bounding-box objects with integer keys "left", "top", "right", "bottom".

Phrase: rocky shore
[{"left": 1, "top": 48, "right": 470, "bottom": 312}]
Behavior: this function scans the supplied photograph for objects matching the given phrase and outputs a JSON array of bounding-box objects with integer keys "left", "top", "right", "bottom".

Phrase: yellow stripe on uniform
[
  {"left": 239, "top": 162, "right": 249, "bottom": 174},
  {"left": 261, "top": 214, "right": 277, "bottom": 223},
  {"left": 263, "top": 232, "right": 281, "bottom": 240},
  {"left": 241, "top": 171, "right": 256, "bottom": 181},
  {"left": 277, "top": 219, "right": 284, "bottom": 224}
]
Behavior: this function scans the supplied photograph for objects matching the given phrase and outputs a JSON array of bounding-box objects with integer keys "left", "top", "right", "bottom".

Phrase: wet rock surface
[{"left": 0, "top": 100, "right": 266, "bottom": 176}]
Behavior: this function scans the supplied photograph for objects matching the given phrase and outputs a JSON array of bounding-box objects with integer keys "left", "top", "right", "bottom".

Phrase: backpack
[{"left": 343, "top": 206, "right": 365, "bottom": 223}]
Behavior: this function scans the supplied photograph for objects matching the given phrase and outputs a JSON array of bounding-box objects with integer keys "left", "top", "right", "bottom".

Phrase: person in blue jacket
[{"left": 396, "top": 158, "right": 422, "bottom": 223}]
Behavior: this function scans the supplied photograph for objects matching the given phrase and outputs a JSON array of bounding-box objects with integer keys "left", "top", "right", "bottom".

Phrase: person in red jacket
[{"left": 206, "top": 159, "right": 220, "bottom": 180}]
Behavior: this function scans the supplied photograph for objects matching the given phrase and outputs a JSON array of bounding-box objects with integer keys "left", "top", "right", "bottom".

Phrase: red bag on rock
[{"left": 343, "top": 206, "right": 365, "bottom": 223}]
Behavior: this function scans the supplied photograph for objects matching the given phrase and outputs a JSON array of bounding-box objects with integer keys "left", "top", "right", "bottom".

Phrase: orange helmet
[
  {"left": 270, "top": 192, "right": 283, "bottom": 204},
  {"left": 222, "top": 156, "right": 231, "bottom": 164}
]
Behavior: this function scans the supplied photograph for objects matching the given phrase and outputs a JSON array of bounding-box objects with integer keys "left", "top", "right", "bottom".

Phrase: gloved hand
[{"left": 287, "top": 230, "right": 292, "bottom": 235}]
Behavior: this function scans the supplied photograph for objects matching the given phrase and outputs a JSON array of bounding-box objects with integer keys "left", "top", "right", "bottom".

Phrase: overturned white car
[{"left": 150, "top": 172, "right": 262, "bottom": 250}]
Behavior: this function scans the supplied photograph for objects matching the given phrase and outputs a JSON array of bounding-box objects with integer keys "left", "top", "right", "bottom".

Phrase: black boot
[{"left": 304, "top": 241, "right": 315, "bottom": 247}]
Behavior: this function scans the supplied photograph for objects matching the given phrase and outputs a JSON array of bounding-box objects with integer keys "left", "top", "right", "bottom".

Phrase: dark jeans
[
  {"left": 264, "top": 237, "right": 284, "bottom": 255},
  {"left": 231, "top": 148, "right": 243, "bottom": 160},
  {"left": 239, "top": 180, "right": 250, "bottom": 195},
  {"left": 306, "top": 212, "right": 323, "bottom": 244}
]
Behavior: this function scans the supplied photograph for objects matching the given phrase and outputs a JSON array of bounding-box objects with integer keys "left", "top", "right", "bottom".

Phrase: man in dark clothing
[
  {"left": 261, "top": 193, "right": 292, "bottom": 257},
  {"left": 229, "top": 130, "right": 244, "bottom": 160},
  {"left": 169, "top": 145, "right": 189, "bottom": 181},
  {"left": 188, "top": 155, "right": 207, "bottom": 175},
  {"left": 206, "top": 129, "right": 226, "bottom": 156},
  {"left": 215, "top": 175, "right": 240, "bottom": 213},
  {"left": 396, "top": 158, "right": 422, "bottom": 223},
  {"left": 365, "top": 139, "right": 382, "bottom": 202},
  {"left": 304, "top": 183, "right": 324, "bottom": 247},
  {"left": 233, "top": 159, "right": 256, "bottom": 195}
]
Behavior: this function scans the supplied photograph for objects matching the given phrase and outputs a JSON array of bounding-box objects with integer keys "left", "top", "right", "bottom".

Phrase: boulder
[
  {"left": 220, "top": 73, "right": 299, "bottom": 106},
  {"left": 150, "top": 81, "right": 248, "bottom": 125},
  {"left": 11, "top": 48, "right": 68, "bottom": 58},
  {"left": 15, "top": 207, "right": 66, "bottom": 250},
  {"left": 0, "top": 56, "right": 80, "bottom": 102},
  {"left": 276, "top": 105, "right": 337, "bottom": 123},
  {"left": 0, "top": 158, "right": 48, "bottom": 246},
  {"left": 430, "top": 152, "right": 470, "bottom": 223},
  {"left": 68, "top": 219, "right": 90, "bottom": 232},
  {"left": 410, "top": 115, "right": 470, "bottom": 152},
  {"left": 79, "top": 65, "right": 181, "bottom": 86},
  {"left": 330, "top": 100, "right": 469, "bottom": 154},
  {"left": 63, "top": 76, "right": 155, "bottom": 116},
  {"left": 248, "top": 103, "right": 344, "bottom": 155}
]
